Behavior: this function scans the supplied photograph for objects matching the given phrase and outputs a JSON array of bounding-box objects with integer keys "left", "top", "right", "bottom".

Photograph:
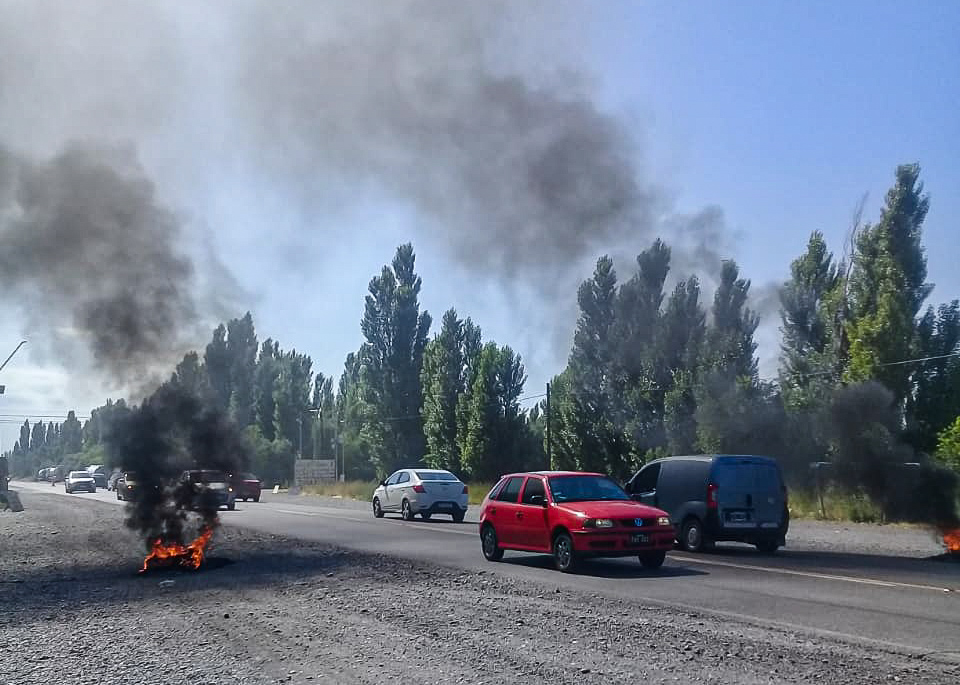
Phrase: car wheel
[
  {"left": 552, "top": 532, "right": 578, "bottom": 573},
  {"left": 372, "top": 498, "right": 384, "bottom": 518},
  {"left": 481, "top": 524, "right": 503, "bottom": 561},
  {"left": 681, "top": 518, "right": 707, "bottom": 553},
  {"left": 756, "top": 540, "right": 779, "bottom": 554},
  {"left": 253, "top": 494, "right": 260, "bottom": 503},
  {"left": 452, "top": 511, "right": 465, "bottom": 523},
  {"left": 420, "top": 512, "right": 432, "bottom": 521},
  {"left": 401, "top": 499, "right": 414, "bottom": 521},
  {"left": 640, "top": 550, "right": 667, "bottom": 569}
]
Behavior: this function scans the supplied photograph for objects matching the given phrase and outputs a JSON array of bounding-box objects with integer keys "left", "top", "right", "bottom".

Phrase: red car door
[
  {"left": 514, "top": 476, "right": 550, "bottom": 551},
  {"left": 487, "top": 476, "right": 524, "bottom": 545}
]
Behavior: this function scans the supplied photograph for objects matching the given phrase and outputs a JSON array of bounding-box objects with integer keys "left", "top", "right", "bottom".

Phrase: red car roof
[{"left": 500, "top": 471, "right": 606, "bottom": 478}]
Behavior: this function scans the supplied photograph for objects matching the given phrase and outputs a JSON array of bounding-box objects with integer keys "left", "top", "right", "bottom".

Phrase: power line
[{"left": 794, "top": 350, "right": 960, "bottom": 379}]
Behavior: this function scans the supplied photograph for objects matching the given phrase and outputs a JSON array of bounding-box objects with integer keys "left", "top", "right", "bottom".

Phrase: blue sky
[{"left": 1, "top": 1, "right": 957, "bottom": 449}]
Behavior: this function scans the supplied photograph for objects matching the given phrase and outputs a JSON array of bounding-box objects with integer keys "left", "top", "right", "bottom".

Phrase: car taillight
[
  {"left": 706, "top": 483, "right": 718, "bottom": 510},
  {"left": 462, "top": 485, "right": 468, "bottom": 495},
  {"left": 412, "top": 484, "right": 426, "bottom": 493}
]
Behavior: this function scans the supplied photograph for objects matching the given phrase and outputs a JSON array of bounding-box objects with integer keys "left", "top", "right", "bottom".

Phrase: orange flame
[
  {"left": 140, "top": 526, "right": 215, "bottom": 573},
  {"left": 944, "top": 529, "right": 960, "bottom": 554}
]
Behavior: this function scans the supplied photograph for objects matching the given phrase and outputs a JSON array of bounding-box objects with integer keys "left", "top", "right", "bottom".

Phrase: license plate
[{"left": 630, "top": 533, "right": 649, "bottom": 544}]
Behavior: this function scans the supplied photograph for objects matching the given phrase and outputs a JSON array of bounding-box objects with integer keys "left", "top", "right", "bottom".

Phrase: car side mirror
[
  {"left": 529, "top": 495, "right": 546, "bottom": 507},
  {"left": 380, "top": 480, "right": 387, "bottom": 487}
]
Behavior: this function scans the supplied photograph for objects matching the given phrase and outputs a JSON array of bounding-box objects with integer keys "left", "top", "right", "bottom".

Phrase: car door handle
[{"left": 516, "top": 511, "right": 523, "bottom": 519}]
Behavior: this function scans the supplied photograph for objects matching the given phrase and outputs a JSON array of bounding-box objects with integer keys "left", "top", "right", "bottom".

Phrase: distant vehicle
[
  {"left": 181, "top": 469, "right": 236, "bottom": 511},
  {"left": 232, "top": 473, "right": 262, "bottom": 502},
  {"left": 89, "top": 472, "right": 108, "bottom": 489},
  {"left": 115, "top": 472, "right": 139, "bottom": 501},
  {"left": 372, "top": 468, "right": 468, "bottom": 522},
  {"left": 479, "top": 471, "right": 675, "bottom": 572},
  {"left": 625, "top": 455, "right": 789, "bottom": 554},
  {"left": 65, "top": 470, "right": 96, "bottom": 494}
]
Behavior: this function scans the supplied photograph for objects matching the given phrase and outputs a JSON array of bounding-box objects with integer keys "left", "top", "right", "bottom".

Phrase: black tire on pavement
[
  {"left": 640, "top": 550, "right": 667, "bottom": 569},
  {"left": 681, "top": 518, "right": 707, "bottom": 553},
  {"left": 452, "top": 511, "right": 465, "bottom": 523},
  {"left": 253, "top": 494, "right": 260, "bottom": 503},
  {"left": 401, "top": 499, "right": 414, "bottom": 521},
  {"left": 373, "top": 498, "right": 384, "bottom": 518},
  {"left": 756, "top": 540, "right": 779, "bottom": 554},
  {"left": 227, "top": 501, "right": 236, "bottom": 511},
  {"left": 481, "top": 524, "right": 504, "bottom": 561},
  {"left": 552, "top": 531, "right": 578, "bottom": 573}
]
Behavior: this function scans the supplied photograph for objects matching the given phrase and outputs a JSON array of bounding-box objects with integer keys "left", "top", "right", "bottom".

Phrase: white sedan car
[{"left": 372, "top": 469, "right": 468, "bottom": 522}]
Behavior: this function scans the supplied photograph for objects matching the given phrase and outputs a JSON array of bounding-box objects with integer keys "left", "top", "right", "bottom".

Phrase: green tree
[
  {"left": 254, "top": 339, "right": 281, "bottom": 441},
  {"left": 909, "top": 301, "right": 960, "bottom": 451},
  {"left": 30, "top": 420, "right": 47, "bottom": 454},
  {"left": 273, "top": 349, "right": 313, "bottom": 455},
  {"left": 935, "top": 417, "right": 960, "bottom": 471},
  {"left": 357, "top": 244, "right": 432, "bottom": 476},
  {"left": 660, "top": 277, "right": 707, "bottom": 453},
  {"left": 204, "top": 323, "right": 231, "bottom": 412},
  {"left": 169, "top": 351, "right": 208, "bottom": 398},
  {"left": 61, "top": 411, "right": 83, "bottom": 455},
  {"left": 846, "top": 164, "right": 933, "bottom": 401},
  {"left": 227, "top": 312, "right": 259, "bottom": 428},
  {"left": 459, "top": 343, "right": 527, "bottom": 481},
  {"left": 19, "top": 419, "right": 30, "bottom": 455},
  {"left": 779, "top": 231, "right": 840, "bottom": 410}
]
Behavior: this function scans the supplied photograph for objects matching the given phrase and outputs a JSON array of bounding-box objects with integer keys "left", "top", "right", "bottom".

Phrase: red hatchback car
[{"left": 479, "top": 471, "right": 676, "bottom": 572}]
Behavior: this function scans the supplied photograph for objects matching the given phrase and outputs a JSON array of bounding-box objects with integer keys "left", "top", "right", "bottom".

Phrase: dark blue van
[{"left": 625, "top": 455, "right": 789, "bottom": 553}]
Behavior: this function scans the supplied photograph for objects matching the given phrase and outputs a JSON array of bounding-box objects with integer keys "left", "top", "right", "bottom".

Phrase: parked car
[
  {"left": 625, "top": 454, "right": 789, "bottom": 554},
  {"left": 479, "top": 471, "right": 675, "bottom": 572},
  {"left": 232, "top": 473, "right": 262, "bottom": 502},
  {"left": 180, "top": 469, "right": 236, "bottom": 511},
  {"left": 65, "top": 470, "right": 97, "bottom": 494},
  {"left": 372, "top": 468, "right": 468, "bottom": 522}
]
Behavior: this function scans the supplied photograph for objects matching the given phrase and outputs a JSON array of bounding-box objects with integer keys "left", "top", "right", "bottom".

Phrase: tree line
[{"left": 6, "top": 164, "right": 959, "bottom": 515}]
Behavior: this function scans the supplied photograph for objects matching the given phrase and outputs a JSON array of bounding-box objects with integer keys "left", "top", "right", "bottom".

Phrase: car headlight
[
  {"left": 657, "top": 516, "right": 671, "bottom": 527},
  {"left": 582, "top": 518, "right": 614, "bottom": 529}
]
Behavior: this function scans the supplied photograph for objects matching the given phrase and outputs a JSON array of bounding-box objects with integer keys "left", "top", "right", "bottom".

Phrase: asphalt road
[{"left": 13, "top": 480, "right": 960, "bottom": 662}]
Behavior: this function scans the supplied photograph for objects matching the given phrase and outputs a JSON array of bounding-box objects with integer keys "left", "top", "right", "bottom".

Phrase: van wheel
[
  {"left": 552, "top": 532, "right": 578, "bottom": 573},
  {"left": 756, "top": 540, "right": 779, "bottom": 554},
  {"left": 681, "top": 518, "right": 707, "bottom": 552},
  {"left": 481, "top": 524, "right": 503, "bottom": 561}
]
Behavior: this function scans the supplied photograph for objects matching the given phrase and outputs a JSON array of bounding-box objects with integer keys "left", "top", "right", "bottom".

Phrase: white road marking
[
  {"left": 268, "top": 506, "right": 478, "bottom": 535},
  {"left": 670, "top": 554, "right": 955, "bottom": 593}
]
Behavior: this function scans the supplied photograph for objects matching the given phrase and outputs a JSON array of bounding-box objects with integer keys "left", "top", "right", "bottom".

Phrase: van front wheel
[{"left": 756, "top": 540, "right": 779, "bottom": 554}]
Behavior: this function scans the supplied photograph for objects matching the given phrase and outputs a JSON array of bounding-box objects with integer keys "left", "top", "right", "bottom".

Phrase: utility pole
[{"left": 545, "top": 382, "right": 551, "bottom": 469}]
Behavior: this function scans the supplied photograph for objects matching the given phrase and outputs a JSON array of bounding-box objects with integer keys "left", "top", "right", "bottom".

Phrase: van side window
[{"left": 633, "top": 463, "right": 661, "bottom": 494}]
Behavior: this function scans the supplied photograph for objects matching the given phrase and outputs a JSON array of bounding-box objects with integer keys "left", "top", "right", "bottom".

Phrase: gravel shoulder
[{"left": 1, "top": 492, "right": 956, "bottom": 685}]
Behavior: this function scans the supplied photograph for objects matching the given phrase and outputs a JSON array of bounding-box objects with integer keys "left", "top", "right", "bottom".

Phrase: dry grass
[{"left": 789, "top": 487, "right": 885, "bottom": 523}]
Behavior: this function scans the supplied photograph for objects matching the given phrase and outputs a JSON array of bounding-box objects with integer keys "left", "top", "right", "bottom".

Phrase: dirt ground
[{"left": 1, "top": 492, "right": 956, "bottom": 685}]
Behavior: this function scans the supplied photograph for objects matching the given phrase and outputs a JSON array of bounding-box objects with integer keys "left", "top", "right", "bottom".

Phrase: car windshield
[
  {"left": 415, "top": 471, "right": 458, "bottom": 481},
  {"left": 548, "top": 475, "right": 630, "bottom": 503},
  {"left": 68, "top": 471, "right": 88, "bottom": 478}
]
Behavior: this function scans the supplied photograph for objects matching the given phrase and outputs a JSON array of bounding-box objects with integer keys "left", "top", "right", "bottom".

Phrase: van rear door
[{"left": 712, "top": 458, "right": 784, "bottom": 531}]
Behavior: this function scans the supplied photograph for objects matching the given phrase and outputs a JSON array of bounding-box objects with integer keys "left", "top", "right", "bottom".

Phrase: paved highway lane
[{"left": 12, "top": 480, "right": 960, "bottom": 661}]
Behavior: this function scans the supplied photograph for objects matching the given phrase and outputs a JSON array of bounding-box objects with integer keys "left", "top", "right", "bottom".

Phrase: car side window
[
  {"left": 397, "top": 472, "right": 410, "bottom": 484},
  {"left": 520, "top": 477, "right": 546, "bottom": 505},
  {"left": 385, "top": 472, "right": 401, "bottom": 486},
  {"left": 633, "top": 463, "right": 661, "bottom": 494},
  {"left": 495, "top": 476, "right": 523, "bottom": 502}
]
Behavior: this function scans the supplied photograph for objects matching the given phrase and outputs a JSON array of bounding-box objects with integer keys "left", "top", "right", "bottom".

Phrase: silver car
[
  {"left": 372, "top": 469, "right": 468, "bottom": 522},
  {"left": 65, "top": 470, "right": 96, "bottom": 493}
]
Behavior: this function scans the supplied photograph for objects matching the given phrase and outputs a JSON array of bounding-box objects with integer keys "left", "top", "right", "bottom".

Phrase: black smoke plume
[
  {"left": 105, "top": 383, "right": 249, "bottom": 549},
  {"left": 0, "top": 142, "right": 202, "bottom": 390},
  {"left": 826, "top": 381, "right": 958, "bottom": 528}
]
